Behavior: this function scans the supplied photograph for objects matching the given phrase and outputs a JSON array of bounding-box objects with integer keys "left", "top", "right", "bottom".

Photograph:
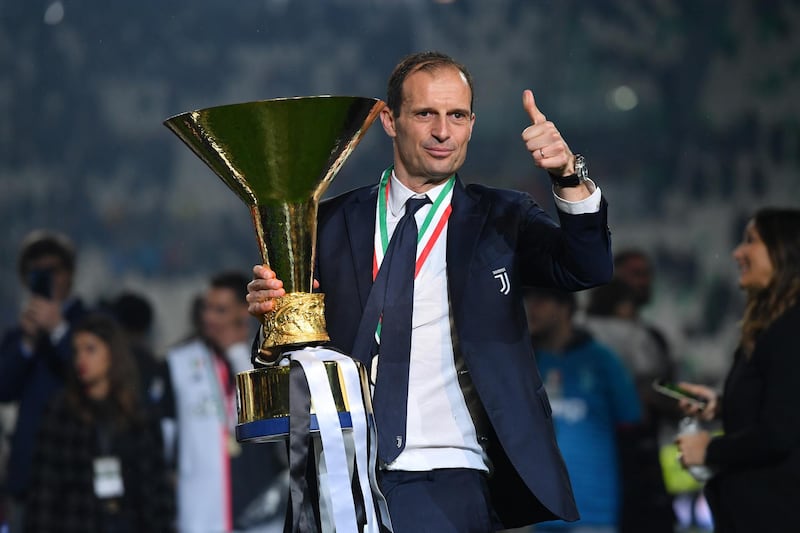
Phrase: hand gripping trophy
[{"left": 165, "top": 96, "right": 390, "bottom": 533}]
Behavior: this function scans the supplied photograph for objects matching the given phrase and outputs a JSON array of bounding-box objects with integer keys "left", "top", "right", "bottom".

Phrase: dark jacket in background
[
  {"left": 0, "top": 298, "right": 87, "bottom": 498},
  {"left": 24, "top": 395, "right": 174, "bottom": 533},
  {"left": 704, "top": 302, "right": 800, "bottom": 532}
]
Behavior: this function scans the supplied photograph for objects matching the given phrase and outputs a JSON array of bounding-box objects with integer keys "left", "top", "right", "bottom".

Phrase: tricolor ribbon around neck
[
  {"left": 373, "top": 166, "right": 455, "bottom": 281},
  {"left": 372, "top": 167, "right": 454, "bottom": 341}
]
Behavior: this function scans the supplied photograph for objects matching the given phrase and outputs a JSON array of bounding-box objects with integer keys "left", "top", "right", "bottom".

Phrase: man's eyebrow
[
  {"left": 409, "top": 106, "right": 471, "bottom": 115},
  {"left": 409, "top": 105, "right": 437, "bottom": 113}
]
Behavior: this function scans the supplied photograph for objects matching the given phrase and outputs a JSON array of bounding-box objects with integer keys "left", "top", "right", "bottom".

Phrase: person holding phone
[
  {"left": 651, "top": 379, "right": 708, "bottom": 410},
  {"left": 0, "top": 230, "right": 88, "bottom": 533},
  {"left": 674, "top": 208, "right": 800, "bottom": 532}
]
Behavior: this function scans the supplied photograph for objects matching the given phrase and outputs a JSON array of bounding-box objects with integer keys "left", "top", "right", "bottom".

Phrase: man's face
[
  {"left": 615, "top": 255, "right": 653, "bottom": 307},
  {"left": 201, "top": 287, "right": 249, "bottom": 349},
  {"left": 381, "top": 66, "right": 475, "bottom": 188},
  {"left": 524, "top": 295, "right": 567, "bottom": 341}
]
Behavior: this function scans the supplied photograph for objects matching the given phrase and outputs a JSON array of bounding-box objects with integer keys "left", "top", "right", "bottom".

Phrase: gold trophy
[{"left": 164, "top": 96, "right": 384, "bottom": 442}]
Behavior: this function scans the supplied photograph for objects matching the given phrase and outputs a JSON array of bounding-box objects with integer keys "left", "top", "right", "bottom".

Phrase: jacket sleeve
[{"left": 517, "top": 194, "right": 613, "bottom": 290}]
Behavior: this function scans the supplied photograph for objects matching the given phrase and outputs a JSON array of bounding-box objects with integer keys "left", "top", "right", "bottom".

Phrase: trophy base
[
  {"left": 235, "top": 360, "right": 355, "bottom": 442},
  {"left": 237, "top": 414, "right": 354, "bottom": 443}
]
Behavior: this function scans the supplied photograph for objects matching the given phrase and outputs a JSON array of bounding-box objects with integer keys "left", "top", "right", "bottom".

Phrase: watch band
[
  {"left": 550, "top": 173, "right": 581, "bottom": 187},
  {"left": 549, "top": 153, "right": 587, "bottom": 188}
]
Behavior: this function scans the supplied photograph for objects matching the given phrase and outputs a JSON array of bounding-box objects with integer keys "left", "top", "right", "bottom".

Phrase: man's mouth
[{"left": 425, "top": 146, "right": 453, "bottom": 157}]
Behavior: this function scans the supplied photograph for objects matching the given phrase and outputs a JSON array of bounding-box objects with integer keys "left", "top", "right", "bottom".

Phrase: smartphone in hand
[
  {"left": 27, "top": 268, "right": 54, "bottom": 299},
  {"left": 652, "top": 379, "right": 708, "bottom": 409}
]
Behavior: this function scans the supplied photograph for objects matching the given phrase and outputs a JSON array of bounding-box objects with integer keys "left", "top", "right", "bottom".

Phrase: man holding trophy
[{"left": 245, "top": 51, "right": 613, "bottom": 531}]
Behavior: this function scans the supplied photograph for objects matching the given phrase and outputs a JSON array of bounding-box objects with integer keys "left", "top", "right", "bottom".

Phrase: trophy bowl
[{"left": 164, "top": 95, "right": 384, "bottom": 442}]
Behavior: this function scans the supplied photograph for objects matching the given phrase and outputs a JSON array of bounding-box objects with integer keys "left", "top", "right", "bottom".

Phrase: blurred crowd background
[{"left": 2, "top": 0, "right": 799, "bottom": 379}]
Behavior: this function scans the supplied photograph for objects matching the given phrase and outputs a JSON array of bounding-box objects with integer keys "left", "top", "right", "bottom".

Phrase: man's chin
[{"left": 422, "top": 165, "right": 458, "bottom": 181}]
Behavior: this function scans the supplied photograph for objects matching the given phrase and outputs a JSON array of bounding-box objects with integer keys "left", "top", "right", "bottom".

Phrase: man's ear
[
  {"left": 380, "top": 106, "right": 396, "bottom": 138},
  {"left": 468, "top": 112, "right": 476, "bottom": 141}
]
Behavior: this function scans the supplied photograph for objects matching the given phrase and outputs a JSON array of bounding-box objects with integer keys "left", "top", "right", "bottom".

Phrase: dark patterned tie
[{"left": 372, "top": 196, "right": 430, "bottom": 464}]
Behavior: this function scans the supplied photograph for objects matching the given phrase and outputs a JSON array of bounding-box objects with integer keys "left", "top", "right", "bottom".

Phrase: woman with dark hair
[
  {"left": 25, "top": 314, "right": 174, "bottom": 533},
  {"left": 676, "top": 207, "right": 800, "bottom": 532}
]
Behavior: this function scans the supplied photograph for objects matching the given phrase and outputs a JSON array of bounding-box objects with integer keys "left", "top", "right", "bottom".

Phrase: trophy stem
[
  {"left": 250, "top": 203, "right": 318, "bottom": 293},
  {"left": 250, "top": 203, "right": 329, "bottom": 364}
]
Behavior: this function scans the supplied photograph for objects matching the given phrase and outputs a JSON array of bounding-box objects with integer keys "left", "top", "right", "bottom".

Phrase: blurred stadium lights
[
  {"left": 43, "top": 2, "right": 65, "bottom": 25},
  {"left": 608, "top": 85, "right": 638, "bottom": 112}
]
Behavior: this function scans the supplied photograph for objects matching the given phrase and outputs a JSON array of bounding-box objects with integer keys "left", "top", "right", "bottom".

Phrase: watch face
[{"left": 575, "top": 155, "right": 588, "bottom": 180}]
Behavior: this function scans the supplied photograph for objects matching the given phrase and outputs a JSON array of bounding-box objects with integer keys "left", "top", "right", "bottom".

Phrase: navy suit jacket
[
  {"left": 0, "top": 298, "right": 87, "bottom": 497},
  {"left": 314, "top": 176, "right": 612, "bottom": 528}
]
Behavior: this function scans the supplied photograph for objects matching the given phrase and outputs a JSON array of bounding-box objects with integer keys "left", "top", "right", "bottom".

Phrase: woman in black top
[
  {"left": 676, "top": 207, "right": 800, "bottom": 533},
  {"left": 25, "top": 314, "right": 174, "bottom": 532}
]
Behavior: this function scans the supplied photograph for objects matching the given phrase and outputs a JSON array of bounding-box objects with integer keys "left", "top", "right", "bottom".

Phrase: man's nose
[{"left": 431, "top": 116, "right": 450, "bottom": 140}]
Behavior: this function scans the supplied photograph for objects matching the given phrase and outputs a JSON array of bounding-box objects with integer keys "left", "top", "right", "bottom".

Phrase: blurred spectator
[
  {"left": 25, "top": 313, "right": 174, "bottom": 532},
  {"left": 105, "top": 290, "right": 176, "bottom": 467},
  {"left": 175, "top": 293, "right": 205, "bottom": 345},
  {"left": 613, "top": 249, "right": 685, "bottom": 529},
  {"left": 584, "top": 280, "right": 667, "bottom": 378},
  {"left": 612, "top": 249, "right": 674, "bottom": 377},
  {"left": 524, "top": 287, "right": 641, "bottom": 533},
  {"left": 166, "top": 271, "right": 287, "bottom": 533},
  {"left": 0, "top": 230, "right": 88, "bottom": 533},
  {"left": 582, "top": 279, "right": 678, "bottom": 533},
  {"left": 105, "top": 291, "right": 173, "bottom": 427}
]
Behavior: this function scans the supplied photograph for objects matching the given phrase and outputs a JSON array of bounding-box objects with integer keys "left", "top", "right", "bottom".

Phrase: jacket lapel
[
  {"left": 343, "top": 185, "right": 379, "bottom": 309},
  {"left": 447, "top": 177, "right": 489, "bottom": 318}
]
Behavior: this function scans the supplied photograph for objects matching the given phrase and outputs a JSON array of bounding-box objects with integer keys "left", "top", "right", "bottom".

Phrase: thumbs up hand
[{"left": 521, "top": 89, "right": 575, "bottom": 177}]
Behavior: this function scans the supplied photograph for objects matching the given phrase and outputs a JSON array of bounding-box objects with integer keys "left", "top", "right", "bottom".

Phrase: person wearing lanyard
[
  {"left": 247, "top": 51, "right": 612, "bottom": 532},
  {"left": 166, "top": 271, "right": 288, "bottom": 533},
  {"left": 25, "top": 313, "right": 173, "bottom": 533}
]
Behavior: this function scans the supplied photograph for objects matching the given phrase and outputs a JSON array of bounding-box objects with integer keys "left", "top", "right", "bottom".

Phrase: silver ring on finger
[{"left": 539, "top": 148, "right": 545, "bottom": 158}]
